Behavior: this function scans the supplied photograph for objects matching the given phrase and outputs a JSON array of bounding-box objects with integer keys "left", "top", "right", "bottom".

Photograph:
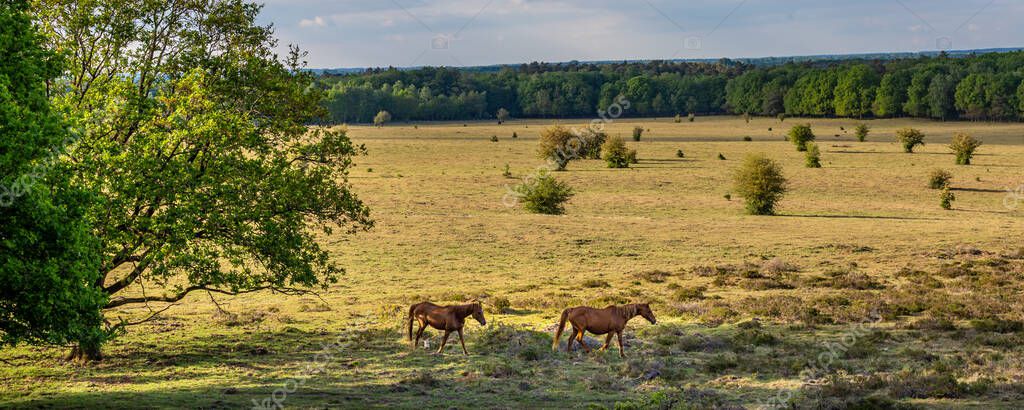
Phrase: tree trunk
[{"left": 66, "top": 338, "right": 103, "bottom": 363}]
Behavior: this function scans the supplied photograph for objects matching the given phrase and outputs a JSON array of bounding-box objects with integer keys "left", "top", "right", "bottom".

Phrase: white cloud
[{"left": 299, "top": 16, "right": 326, "bottom": 28}]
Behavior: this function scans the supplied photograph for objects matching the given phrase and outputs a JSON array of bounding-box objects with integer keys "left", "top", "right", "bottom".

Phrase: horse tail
[
  {"left": 407, "top": 304, "right": 417, "bottom": 341},
  {"left": 552, "top": 308, "right": 571, "bottom": 351}
]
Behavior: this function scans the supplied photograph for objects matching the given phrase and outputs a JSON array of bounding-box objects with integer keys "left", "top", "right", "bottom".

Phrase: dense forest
[{"left": 318, "top": 52, "right": 1024, "bottom": 123}]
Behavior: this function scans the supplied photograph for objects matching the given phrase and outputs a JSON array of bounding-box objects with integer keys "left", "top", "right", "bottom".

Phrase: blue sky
[{"left": 256, "top": 0, "right": 1024, "bottom": 68}]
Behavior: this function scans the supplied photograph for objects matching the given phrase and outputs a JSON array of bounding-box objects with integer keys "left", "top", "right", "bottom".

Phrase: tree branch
[{"left": 104, "top": 285, "right": 312, "bottom": 309}]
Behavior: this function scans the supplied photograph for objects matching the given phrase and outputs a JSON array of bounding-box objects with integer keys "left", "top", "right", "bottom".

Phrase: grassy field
[{"left": 2, "top": 116, "right": 1024, "bottom": 409}]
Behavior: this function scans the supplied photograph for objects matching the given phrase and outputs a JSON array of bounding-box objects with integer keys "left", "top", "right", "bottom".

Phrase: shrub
[
  {"left": 512, "top": 131, "right": 518, "bottom": 139},
  {"left": 578, "top": 128, "right": 608, "bottom": 159},
  {"left": 743, "top": 112, "right": 751, "bottom": 123},
  {"left": 582, "top": 279, "right": 610, "bottom": 288},
  {"left": 855, "top": 123, "right": 869, "bottom": 142},
  {"left": 373, "top": 110, "right": 391, "bottom": 127},
  {"left": 733, "top": 154, "right": 787, "bottom": 215},
  {"left": 805, "top": 142, "right": 822, "bottom": 168},
  {"left": 787, "top": 124, "right": 815, "bottom": 151},
  {"left": 502, "top": 163, "right": 512, "bottom": 178},
  {"left": 940, "top": 188, "right": 955, "bottom": 210},
  {"left": 537, "top": 126, "right": 580, "bottom": 170},
  {"left": 777, "top": 113, "right": 786, "bottom": 122},
  {"left": 675, "top": 149, "right": 685, "bottom": 158},
  {"left": 717, "top": 153, "right": 726, "bottom": 160},
  {"left": 626, "top": 149, "right": 638, "bottom": 164},
  {"left": 632, "top": 126, "right": 643, "bottom": 141},
  {"left": 949, "top": 133, "right": 982, "bottom": 165},
  {"left": 672, "top": 285, "right": 707, "bottom": 302},
  {"left": 496, "top": 107, "right": 510, "bottom": 124},
  {"left": 512, "top": 170, "right": 573, "bottom": 214},
  {"left": 600, "top": 136, "right": 632, "bottom": 168},
  {"left": 674, "top": 114, "right": 682, "bottom": 123},
  {"left": 928, "top": 169, "right": 952, "bottom": 189},
  {"left": 490, "top": 135, "right": 498, "bottom": 142},
  {"left": 895, "top": 128, "right": 925, "bottom": 153},
  {"left": 688, "top": 113, "right": 695, "bottom": 122},
  {"left": 485, "top": 296, "right": 512, "bottom": 314},
  {"left": 743, "top": 136, "right": 752, "bottom": 142}
]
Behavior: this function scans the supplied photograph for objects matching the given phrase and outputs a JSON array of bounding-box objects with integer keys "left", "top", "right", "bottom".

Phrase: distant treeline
[{"left": 317, "top": 52, "right": 1024, "bottom": 123}]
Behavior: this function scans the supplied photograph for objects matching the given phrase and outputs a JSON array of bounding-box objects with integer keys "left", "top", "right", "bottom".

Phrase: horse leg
[
  {"left": 413, "top": 322, "right": 427, "bottom": 349},
  {"left": 601, "top": 333, "right": 614, "bottom": 351},
  {"left": 576, "top": 329, "right": 591, "bottom": 353},
  {"left": 457, "top": 328, "right": 468, "bottom": 355},
  {"left": 566, "top": 328, "right": 576, "bottom": 352},
  {"left": 436, "top": 330, "right": 451, "bottom": 354},
  {"left": 616, "top": 331, "right": 625, "bottom": 358}
]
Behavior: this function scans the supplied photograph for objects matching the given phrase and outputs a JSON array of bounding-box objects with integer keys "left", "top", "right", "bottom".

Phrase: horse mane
[
  {"left": 618, "top": 304, "right": 639, "bottom": 319},
  {"left": 452, "top": 302, "right": 480, "bottom": 317}
]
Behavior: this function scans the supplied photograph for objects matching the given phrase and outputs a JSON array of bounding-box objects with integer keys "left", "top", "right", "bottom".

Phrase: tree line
[{"left": 319, "top": 52, "right": 1024, "bottom": 123}]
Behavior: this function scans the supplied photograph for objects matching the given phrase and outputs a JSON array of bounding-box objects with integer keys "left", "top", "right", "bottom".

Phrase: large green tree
[
  {"left": 35, "top": 0, "right": 372, "bottom": 360},
  {"left": 0, "top": 0, "right": 107, "bottom": 356}
]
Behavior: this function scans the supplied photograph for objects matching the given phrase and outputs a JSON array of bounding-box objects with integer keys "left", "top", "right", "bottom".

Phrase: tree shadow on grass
[{"left": 777, "top": 214, "right": 942, "bottom": 221}]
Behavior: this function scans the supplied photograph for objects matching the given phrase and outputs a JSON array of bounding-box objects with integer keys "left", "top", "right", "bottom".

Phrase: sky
[{"left": 255, "top": 0, "right": 1024, "bottom": 68}]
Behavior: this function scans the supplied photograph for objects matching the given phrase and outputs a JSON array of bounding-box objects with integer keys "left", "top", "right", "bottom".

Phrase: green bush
[
  {"left": 671, "top": 285, "right": 707, "bottom": 302},
  {"left": 928, "top": 169, "right": 952, "bottom": 189},
  {"left": 688, "top": 113, "right": 695, "bottom": 122},
  {"left": 676, "top": 149, "right": 685, "bottom": 158},
  {"left": 896, "top": 128, "right": 925, "bottom": 153},
  {"left": 787, "top": 124, "right": 815, "bottom": 151},
  {"left": 632, "top": 126, "right": 643, "bottom": 141},
  {"left": 949, "top": 133, "right": 982, "bottom": 165},
  {"left": 805, "top": 142, "right": 822, "bottom": 168},
  {"left": 513, "top": 170, "right": 573, "bottom": 214},
  {"left": 579, "top": 128, "right": 607, "bottom": 159},
  {"left": 733, "top": 154, "right": 787, "bottom": 215},
  {"left": 600, "top": 135, "right": 633, "bottom": 168},
  {"left": 855, "top": 123, "right": 869, "bottom": 142},
  {"left": 490, "top": 135, "right": 498, "bottom": 142},
  {"left": 674, "top": 114, "right": 682, "bottom": 123},
  {"left": 537, "top": 126, "right": 579, "bottom": 170},
  {"left": 940, "top": 188, "right": 955, "bottom": 210}
]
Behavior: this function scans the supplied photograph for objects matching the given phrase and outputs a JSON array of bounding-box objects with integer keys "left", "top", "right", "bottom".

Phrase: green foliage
[
  {"left": 940, "top": 188, "right": 956, "bottom": 210},
  {"left": 928, "top": 169, "right": 953, "bottom": 189},
  {"left": 833, "top": 64, "right": 880, "bottom": 117},
  {"left": 502, "top": 163, "right": 512, "bottom": 178},
  {"left": 949, "top": 133, "right": 982, "bottom": 165},
  {"left": 579, "top": 128, "right": 608, "bottom": 159},
  {"left": 490, "top": 135, "right": 498, "bottom": 142},
  {"left": 601, "top": 136, "right": 632, "bottom": 168},
  {"left": 805, "top": 143, "right": 822, "bottom": 168},
  {"left": 895, "top": 128, "right": 926, "bottom": 153},
  {"left": 674, "top": 113, "right": 682, "bottom": 123},
  {"left": 0, "top": 0, "right": 107, "bottom": 355},
  {"left": 512, "top": 131, "right": 518, "bottom": 139},
  {"left": 855, "top": 123, "right": 870, "bottom": 142},
  {"left": 374, "top": 110, "right": 392, "bottom": 126},
  {"left": 777, "top": 113, "right": 786, "bottom": 122},
  {"left": 787, "top": 124, "right": 816, "bottom": 151},
  {"left": 676, "top": 149, "right": 685, "bottom": 158},
  {"left": 688, "top": 113, "right": 695, "bottom": 122},
  {"left": 733, "top": 154, "right": 787, "bottom": 215},
  {"left": 512, "top": 171, "right": 573, "bottom": 214},
  {"left": 632, "top": 126, "right": 643, "bottom": 141}
]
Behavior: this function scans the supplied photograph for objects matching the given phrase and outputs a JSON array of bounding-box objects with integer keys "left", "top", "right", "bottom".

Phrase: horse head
[
  {"left": 637, "top": 303, "right": 657, "bottom": 325},
  {"left": 469, "top": 300, "right": 487, "bottom": 326}
]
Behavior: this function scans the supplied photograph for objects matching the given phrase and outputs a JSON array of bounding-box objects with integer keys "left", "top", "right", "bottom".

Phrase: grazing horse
[
  {"left": 408, "top": 301, "right": 486, "bottom": 355},
  {"left": 552, "top": 303, "right": 656, "bottom": 357}
]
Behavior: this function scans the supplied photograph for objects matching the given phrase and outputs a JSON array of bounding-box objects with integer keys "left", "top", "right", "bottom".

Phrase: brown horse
[
  {"left": 408, "top": 301, "right": 486, "bottom": 355},
  {"left": 552, "top": 303, "right": 656, "bottom": 357}
]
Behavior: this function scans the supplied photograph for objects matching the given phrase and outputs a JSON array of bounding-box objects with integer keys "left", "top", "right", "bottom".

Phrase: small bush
[
  {"left": 512, "top": 170, "right": 573, "bottom": 214},
  {"left": 632, "top": 126, "right": 643, "bottom": 141},
  {"left": 601, "top": 135, "right": 633, "bottom": 168},
  {"left": 717, "top": 153, "right": 726, "bottom": 160},
  {"left": 805, "top": 142, "right": 822, "bottom": 168},
  {"left": 787, "top": 124, "right": 815, "bottom": 151},
  {"left": 688, "top": 113, "right": 695, "bottom": 122},
  {"left": 578, "top": 128, "right": 607, "bottom": 159},
  {"left": 743, "top": 136, "right": 752, "bottom": 142},
  {"left": 626, "top": 149, "right": 638, "bottom": 164},
  {"left": 486, "top": 296, "right": 512, "bottom": 314},
  {"left": 940, "top": 188, "right": 955, "bottom": 210},
  {"left": 777, "top": 113, "right": 786, "bottom": 122},
  {"left": 675, "top": 149, "right": 685, "bottom": 158},
  {"left": 502, "top": 163, "right": 512, "bottom": 178},
  {"left": 895, "top": 128, "right": 925, "bottom": 153},
  {"left": 928, "top": 169, "right": 952, "bottom": 189},
  {"left": 582, "top": 279, "right": 610, "bottom": 288},
  {"left": 373, "top": 110, "right": 391, "bottom": 127},
  {"left": 512, "top": 131, "right": 518, "bottom": 139},
  {"left": 855, "top": 123, "right": 870, "bottom": 142},
  {"left": 949, "top": 133, "right": 982, "bottom": 165},
  {"left": 733, "top": 154, "right": 787, "bottom": 215},
  {"left": 672, "top": 286, "right": 707, "bottom": 302},
  {"left": 674, "top": 114, "right": 682, "bottom": 123},
  {"left": 537, "top": 126, "right": 579, "bottom": 170},
  {"left": 490, "top": 135, "right": 498, "bottom": 142}
]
